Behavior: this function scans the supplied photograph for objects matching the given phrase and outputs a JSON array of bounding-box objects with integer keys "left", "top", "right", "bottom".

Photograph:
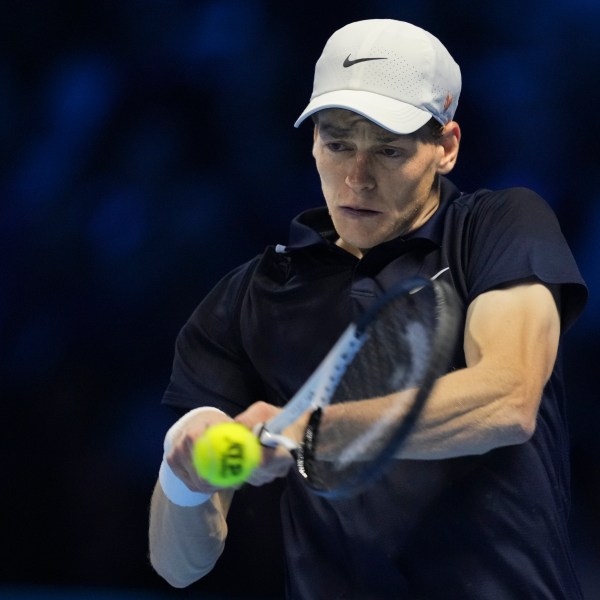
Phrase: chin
[{"left": 337, "top": 237, "right": 377, "bottom": 257}]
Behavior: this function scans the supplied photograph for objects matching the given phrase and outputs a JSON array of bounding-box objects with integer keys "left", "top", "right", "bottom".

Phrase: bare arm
[
  {"left": 395, "top": 281, "right": 561, "bottom": 457},
  {"left": 149, "top": 404, "right": 293, "bottom": 587},
  {"left": 149, "top": 484, "right": 234, "bottom": 587},
  {"left": 281, "top": 282, "right": 561, "bottom": 460},
  {"left": 148, "top": 408, "right": 233, "bottom": 587},
  {"left": 156, "top": 281, "right": 559, "bottom": 586}
]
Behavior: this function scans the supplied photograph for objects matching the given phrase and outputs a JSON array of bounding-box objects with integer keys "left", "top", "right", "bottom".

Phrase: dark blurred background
[{"left": 1, "top": 1, "right": 599, "bottom": 598}]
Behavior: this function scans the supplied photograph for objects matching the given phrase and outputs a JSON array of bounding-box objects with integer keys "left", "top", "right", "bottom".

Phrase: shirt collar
[
  {"left": 404, "top": 176, "right": 462, "bottom": 246},
  {"left": 285, "top": 176, "right": 462, "bottom": 252}
]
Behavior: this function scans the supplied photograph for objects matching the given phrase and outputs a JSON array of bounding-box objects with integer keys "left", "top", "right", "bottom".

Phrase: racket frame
[{"left": 257, "top": 275, "right": 457, "bottom": 471}]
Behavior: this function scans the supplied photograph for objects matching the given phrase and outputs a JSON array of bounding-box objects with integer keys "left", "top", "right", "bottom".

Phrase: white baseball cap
[{"left": 294, "top": 19, "right": 461, "bottom": 134}]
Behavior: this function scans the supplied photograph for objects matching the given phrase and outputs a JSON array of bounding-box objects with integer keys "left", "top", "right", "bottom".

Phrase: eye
[
  {"left": 380, "top": 147, "right": 404, "bottom": 158},
  {"left": 325, "top": 142, "right": 349, "bottom": 153}
]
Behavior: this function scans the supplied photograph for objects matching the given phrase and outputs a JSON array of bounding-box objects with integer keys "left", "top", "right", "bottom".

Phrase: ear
[{"left": 437, "top": 121, "right": 461, "bottom": 175}]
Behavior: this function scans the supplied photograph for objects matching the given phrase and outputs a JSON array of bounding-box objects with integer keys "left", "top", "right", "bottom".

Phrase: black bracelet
[{"left": 295, "top": 407, "right": 323, "bottom": 481}]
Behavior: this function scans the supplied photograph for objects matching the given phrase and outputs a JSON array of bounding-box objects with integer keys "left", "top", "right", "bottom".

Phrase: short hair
[
  {"left": 311, "top": 112, "right": 445, "bottom": 143},
  {"left": 415, "top": 117, "right": 445, "bottom": 142}
]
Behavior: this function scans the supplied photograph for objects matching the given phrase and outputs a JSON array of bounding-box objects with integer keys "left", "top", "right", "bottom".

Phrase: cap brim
[{"left": 294, "top": 90, "right": 433, "bottom": 134}]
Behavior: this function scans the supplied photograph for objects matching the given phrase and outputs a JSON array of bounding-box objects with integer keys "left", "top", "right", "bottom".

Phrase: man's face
[{"left": 312, "top": 109, "right": 452, "bottom": 257}]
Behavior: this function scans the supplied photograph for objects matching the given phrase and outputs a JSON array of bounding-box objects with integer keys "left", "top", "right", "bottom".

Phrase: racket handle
[{"left": 256, "top": 423, "right": 299, "bottom": 451}]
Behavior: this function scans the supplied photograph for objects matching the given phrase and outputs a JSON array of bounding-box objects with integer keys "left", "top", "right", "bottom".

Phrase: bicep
[
  {"left": 386, "top": 282, "right": 563, "bottom": 458},
  {"left": 464, "top": 282, "right": 561, "bottom": 397}
]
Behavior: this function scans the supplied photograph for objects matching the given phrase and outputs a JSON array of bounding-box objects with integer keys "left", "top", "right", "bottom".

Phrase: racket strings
[{"left": 304, "top": 282, "right": 455, "bottom": 495}]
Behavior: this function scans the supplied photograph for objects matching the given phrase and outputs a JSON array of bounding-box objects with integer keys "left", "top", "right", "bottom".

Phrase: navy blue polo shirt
[{"left": 163, "top": 177, "right": 587, "bottom": 599}]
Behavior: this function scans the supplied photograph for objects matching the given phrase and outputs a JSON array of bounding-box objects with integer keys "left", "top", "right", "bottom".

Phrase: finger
[
  {"left": 167, "top": 437, "right": 220, "bottom": 494},
  {"left": 246, "top": 448, "right": 294, "bottom": 486},
  {"left": 235, "top": 401, "right": 281, "bottom": 430}
]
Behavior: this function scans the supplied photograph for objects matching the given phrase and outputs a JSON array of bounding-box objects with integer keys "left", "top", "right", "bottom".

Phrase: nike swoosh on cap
[{"left": 343, "top": 54, "right": 388, "bottom": 68}]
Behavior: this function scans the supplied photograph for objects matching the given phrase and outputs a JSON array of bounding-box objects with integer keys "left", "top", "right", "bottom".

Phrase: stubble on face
[{"left": 313, "top": 110, "right": 443, "bottom": 256}]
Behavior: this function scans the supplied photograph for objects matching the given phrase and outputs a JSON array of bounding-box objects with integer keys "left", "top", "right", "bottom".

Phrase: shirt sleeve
[
  {"left": 162, "top": 258, "right": 265, "bottom": 417},
  {"left": 463, "top": 187, "right": 587, "bottom": 331}
]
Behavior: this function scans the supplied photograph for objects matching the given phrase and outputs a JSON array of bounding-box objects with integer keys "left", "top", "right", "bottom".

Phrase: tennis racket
[{"left": 197, "top": 275, "right": 460, "bottom": 497}]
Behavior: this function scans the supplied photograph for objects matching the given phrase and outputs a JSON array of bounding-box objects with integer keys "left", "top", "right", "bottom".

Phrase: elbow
[
  {"left": 148, "top": 555, "right": 186, "bottom": 589},
  {"left": 157, "top": 573, "right": 200, "bottom": 589},
  {"left": 502, "top": 384, "right": 540, "bottom": 446},
  {"left": 148, "top": 484, "right": 231, "bottom": 589},
  {"left": 519, "top": 404, "right": 538, "bottom": 441},
  {"left": 150, "top": 542, "right": 224, "bottom": 588},
  {"left": 153, "top": 569, "right": 205, "bottom": 590},
  {"left": 507, "top": 416, "right": 536, "bottom": 445},
  {"left": 149, "top": 551, "right": 192, "bottom": 588},
  {"left": 148, "top": 520, "right": 227, "bottom": 588},
  {"left": 151, "top": 563, "right": 197, "bottom": 589}
]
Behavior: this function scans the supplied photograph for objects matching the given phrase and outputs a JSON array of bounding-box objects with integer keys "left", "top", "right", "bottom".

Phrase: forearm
[
  {"left": 395, "top": 284, "right": 559, "bottom": 458},
  {"left": 149, "top": 482, "right": 233, "bottom": 588},
  {"left": 315, "top": 284, "right": 559, "bottom": 461},
  {"left": 395, "top": 361, "right": 538, "bottom": 458},
  {"left": 313, "top": 362, "right": 538, "bottom": 462}
]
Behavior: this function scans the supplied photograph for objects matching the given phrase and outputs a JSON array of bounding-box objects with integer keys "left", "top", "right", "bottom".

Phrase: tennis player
[{"left": 149, "top": 19, "right": 587, "bottom": 599}]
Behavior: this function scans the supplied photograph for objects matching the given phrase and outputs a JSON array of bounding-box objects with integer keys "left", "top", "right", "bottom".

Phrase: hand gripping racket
[{"left": 195, "top": 275, "right": 460, "bottom": 497}]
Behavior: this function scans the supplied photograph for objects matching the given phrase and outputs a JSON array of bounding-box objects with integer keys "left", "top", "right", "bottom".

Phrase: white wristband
[
  {"left": 159, "top": 459, "right": 212, "bottom": 506},
  {"left": 159, "top": 406, "right": 228, "bottom": 507}
]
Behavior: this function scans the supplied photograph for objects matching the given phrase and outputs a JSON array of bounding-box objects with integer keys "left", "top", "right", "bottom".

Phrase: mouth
[{"left": 339, "top": 206, "right": 382, "bottom": 217}]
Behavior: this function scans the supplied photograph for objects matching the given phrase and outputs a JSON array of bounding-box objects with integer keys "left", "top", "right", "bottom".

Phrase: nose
[{"left": 345, "top": 154, "right": 375, "bottom": 192}]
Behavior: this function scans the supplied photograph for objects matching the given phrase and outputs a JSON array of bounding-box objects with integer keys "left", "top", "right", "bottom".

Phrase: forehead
[{"left": 316, "top": 109, "right": 403, "bottom": 143}]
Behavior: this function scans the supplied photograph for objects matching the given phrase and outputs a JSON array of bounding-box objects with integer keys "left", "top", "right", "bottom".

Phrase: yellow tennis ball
[{"left": 193, "top": 422, "right": 261, "bottom": 487}]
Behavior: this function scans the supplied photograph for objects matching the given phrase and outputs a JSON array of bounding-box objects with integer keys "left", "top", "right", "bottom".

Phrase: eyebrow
[{"left": 318, "top": 121, "right": 403, "bottom": 144}]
